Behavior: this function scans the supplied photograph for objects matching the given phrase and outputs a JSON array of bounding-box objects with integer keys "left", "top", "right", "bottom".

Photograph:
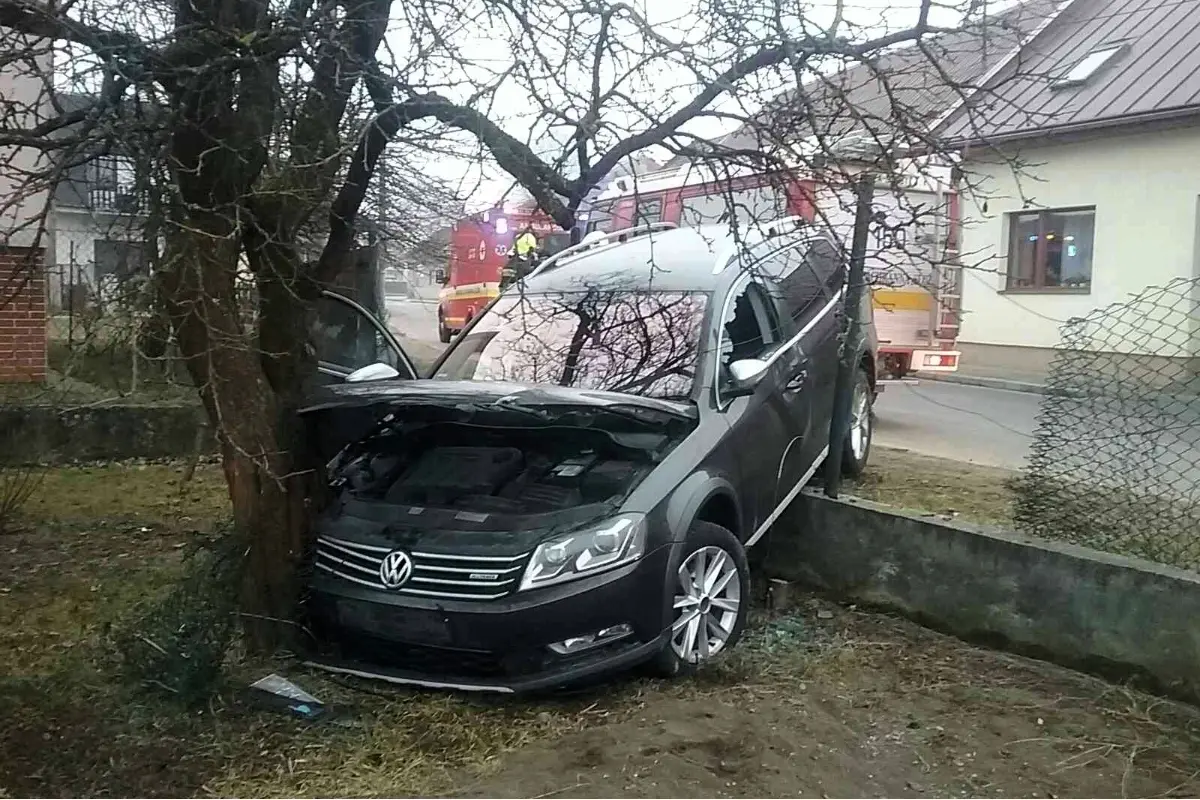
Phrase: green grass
[{"left": 11, "top": 450, "right": 1185, "bottom": 797}]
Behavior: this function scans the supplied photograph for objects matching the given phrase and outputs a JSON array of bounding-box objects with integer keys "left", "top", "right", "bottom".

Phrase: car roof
[{"left": 521, "top": 224, "right": 827, "bottom": 294}]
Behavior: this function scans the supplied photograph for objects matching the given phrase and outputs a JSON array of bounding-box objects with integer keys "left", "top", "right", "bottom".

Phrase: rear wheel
[
  {"left": 651, "top": 521, "right": 749, "bottom": 678},
  {"left": 840, "top": 367, "right": 874, "bottom": 477}
]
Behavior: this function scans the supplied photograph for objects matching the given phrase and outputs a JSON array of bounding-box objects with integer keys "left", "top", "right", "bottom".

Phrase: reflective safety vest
[{"left": 514, "top": 231, "right": 538, "bottom": 257}]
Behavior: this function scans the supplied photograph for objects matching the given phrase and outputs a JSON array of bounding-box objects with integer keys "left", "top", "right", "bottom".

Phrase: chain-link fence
[
  {"left": 43, "top": 261, "right": 194, "bottom": 400},
  {"left": 1014, "top": 277, "right": 1200, "bottom": 571}
]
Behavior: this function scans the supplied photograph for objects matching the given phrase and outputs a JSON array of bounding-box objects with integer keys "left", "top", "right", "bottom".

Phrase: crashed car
[{"left": 301, "top": 219, "right": 878, "bottom": 693}]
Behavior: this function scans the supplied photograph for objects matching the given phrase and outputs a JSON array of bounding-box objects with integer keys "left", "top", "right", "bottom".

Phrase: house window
[
  {"left": 1007, "top": 207, "right": 1095, "bottom": 291},
  {"left": 92, "top": 155, "right": 135, "bottom": 189},
  {"left": 94, "top": 239, "right": 149, "bottom": 280}
]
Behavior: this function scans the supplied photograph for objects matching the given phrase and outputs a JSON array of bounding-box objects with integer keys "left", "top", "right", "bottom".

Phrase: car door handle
[{"left": 785, "top": 369, "right": 808, "bottom": 391}]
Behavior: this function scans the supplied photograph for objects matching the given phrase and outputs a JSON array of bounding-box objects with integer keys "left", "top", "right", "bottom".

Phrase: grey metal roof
[
  {"left": 940, "top": 0, "right": 1200, "bottom": 143},
  {"left": 662, "top": 0, "right": 1058, "bottom": 170}
]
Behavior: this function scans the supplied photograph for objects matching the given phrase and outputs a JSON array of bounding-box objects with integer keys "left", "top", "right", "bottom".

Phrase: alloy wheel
[
  {"left": 849, "top": 380, "right": 871, "bottom": 461},
  {"left": 671, "top": 545, "right": 742, "bottom": 664}
]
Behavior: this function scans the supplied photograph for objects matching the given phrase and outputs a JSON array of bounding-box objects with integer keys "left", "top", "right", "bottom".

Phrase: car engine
[{"left": 335, "top": 422, "right": 657, "bottom": 514}]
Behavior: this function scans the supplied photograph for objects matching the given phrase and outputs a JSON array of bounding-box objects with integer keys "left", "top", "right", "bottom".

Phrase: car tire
[
  {"left": 438, "top": 315, "right": 452, "bottom": 344},
  {"left": 840, "top": 366, "right": 874, "bottom": 478},
  {"left": 650, "top": 520, "right": 750, "bottom": 679}
]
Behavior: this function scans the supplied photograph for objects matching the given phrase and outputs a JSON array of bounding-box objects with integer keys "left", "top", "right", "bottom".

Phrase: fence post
[{"left": 824, "top": 172, "right": 876, "bottom": 498}]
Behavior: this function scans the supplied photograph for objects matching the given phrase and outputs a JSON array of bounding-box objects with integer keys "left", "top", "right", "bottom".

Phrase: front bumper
[{"left": 303, "top": 543, "right": 673, "bottom": 693}]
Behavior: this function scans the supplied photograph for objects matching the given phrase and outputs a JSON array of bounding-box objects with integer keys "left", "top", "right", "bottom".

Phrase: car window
[
  {"left": 434, "top": 290, "right": 709, "bottom": 400},
  {"left": 756, "top": 238, "right": 845, "bottom": 327},
  {"left": 312, "top": 294, "right": 400, "bottom": 373},
  {"left": 719, "top": 280, "right": 780, "bottom": 371}
]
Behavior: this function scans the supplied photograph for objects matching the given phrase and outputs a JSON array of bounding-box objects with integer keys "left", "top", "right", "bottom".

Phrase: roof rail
[
  {"left": 712, "top": 214, "right": 813, "bottom": 275},
  {"left": 524, "top": 222, "right": 678, "bottom": 281}
]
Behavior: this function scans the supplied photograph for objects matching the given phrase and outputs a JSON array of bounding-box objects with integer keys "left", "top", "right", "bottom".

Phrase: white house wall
[
  {"left": 0, "top": 29, "right": 50, "bottom": 249},
  {"left": 958, "top": 124, "right": 1200, "bottom": 356},
  {"left": 47, "top": 208, "right": 146, "bottom": 307}
]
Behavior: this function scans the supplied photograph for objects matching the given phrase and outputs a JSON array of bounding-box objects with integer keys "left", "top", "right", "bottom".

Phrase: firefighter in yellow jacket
[{"left": 501, "top": 227, "right": 540, "bottom": 289}]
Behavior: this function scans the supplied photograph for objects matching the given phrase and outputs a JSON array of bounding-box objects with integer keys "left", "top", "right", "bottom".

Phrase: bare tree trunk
[{"left": 159, "top": 218, "right": 316, "bottom": 650}]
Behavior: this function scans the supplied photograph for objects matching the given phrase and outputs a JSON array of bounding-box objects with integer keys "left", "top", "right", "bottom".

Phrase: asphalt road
[
  {"left": 386, "top": 290, "right": 443, "bottom": 373},
  {"left": 873, "top": 381, "right": 1038, "bottom": 470}
]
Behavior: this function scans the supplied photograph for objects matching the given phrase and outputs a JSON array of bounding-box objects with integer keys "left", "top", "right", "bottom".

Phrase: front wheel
[
  {"left": 840, "top": 367, "right": 874, "bottom": 477},
  {"left": 650, "top": 521, "right": 749, "bottom": 678},
  {"left": 437, "top": 314, "right": 452, "bottom": 344}
]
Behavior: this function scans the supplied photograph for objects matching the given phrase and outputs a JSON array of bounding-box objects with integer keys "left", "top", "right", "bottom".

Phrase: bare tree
[{"left": 0, "top": 0, "right": 1033, "bottom": 648}]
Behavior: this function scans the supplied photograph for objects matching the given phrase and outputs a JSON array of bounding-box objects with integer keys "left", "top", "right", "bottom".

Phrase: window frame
[
  {"left": 633, "top": 196, "right": 664, "bottom": 226},
  {"left": 714, "top": 277, "right": 781, "bottom": 409},
  {"left": 1051, "top": 43, "right": 1127, "bottom": 89},
  {"left": 1004, "top": 206, "right": 1096, "bottom": 294}
]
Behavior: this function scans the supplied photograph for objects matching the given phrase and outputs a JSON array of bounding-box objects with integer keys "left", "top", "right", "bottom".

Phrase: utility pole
[{"left": 824, "top": 170, "right": 877, "bottom": 498}]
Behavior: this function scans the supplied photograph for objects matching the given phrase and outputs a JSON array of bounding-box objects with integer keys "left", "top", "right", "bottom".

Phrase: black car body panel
[{"left": 304, "top": 222, "right": 877, "bottom": 692}]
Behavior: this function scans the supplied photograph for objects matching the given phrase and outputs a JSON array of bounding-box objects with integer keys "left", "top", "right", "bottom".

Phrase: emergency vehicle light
[{"left": 495, "top": 217, "right": 509, "bottom": 234}]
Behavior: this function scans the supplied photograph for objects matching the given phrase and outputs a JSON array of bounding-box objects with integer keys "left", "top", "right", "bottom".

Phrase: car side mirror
[
  {"left": 726, "top": 358, "right": 769, "bottom": 397},
  {"left": 434, "top": 268, "right": 447, "bottom": 285},
  {"left": 345, "top": 362, "right": 400, "bottom": 383}
]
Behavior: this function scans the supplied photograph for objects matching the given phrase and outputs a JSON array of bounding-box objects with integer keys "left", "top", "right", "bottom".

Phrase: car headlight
[{"left": 519, "top": 514, "right": 646, "bottom": 591}]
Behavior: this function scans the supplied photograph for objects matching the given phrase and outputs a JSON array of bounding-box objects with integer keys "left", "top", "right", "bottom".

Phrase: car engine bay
[{"left": 332, "top": 419, "right": 679, "bottom": 515}]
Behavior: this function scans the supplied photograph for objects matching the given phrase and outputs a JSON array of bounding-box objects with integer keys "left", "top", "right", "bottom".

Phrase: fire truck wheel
[
  {"left": 438, "top": 314, "right": 452, "bottom": 344},
  {"left": 840, "top": 367, "right": 874, "bottom": 477}
]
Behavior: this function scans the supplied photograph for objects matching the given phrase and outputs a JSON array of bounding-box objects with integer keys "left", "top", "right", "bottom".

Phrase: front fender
[{"left": 663, "top": 472, "right": 741, "bottom": 544}]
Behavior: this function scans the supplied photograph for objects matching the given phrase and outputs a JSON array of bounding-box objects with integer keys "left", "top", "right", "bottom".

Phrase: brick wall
[{"left": 0, "top": 246, "right": 47, "bottom": 384}]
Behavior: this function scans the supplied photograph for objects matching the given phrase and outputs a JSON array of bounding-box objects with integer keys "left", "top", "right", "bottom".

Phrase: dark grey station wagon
[{"left": 301, "top": 219, "right": 878, "bottom": 692}]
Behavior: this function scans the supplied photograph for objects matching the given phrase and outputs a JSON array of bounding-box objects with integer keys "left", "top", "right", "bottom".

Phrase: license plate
[{"left": 337, "top": 601, "right": 452, "bottom": 646}]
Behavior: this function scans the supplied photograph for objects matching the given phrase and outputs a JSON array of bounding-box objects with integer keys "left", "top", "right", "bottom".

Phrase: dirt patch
[
  {"left": 5, "top": 460, "right": 1200, "bottom": 797},
  {"left": 454, "top": 608, "right": 1200, "bottom": 798},
  {"left": 853, "top": 447, "right": 1017, "bottom": 525}
]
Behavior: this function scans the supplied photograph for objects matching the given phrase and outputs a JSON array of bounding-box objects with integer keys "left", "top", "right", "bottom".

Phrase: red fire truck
[
  {"left": 438, "top": 167, "right": 962, "bottom": 381},
  {"left": 581, "top": 166, "right": 962, "bottom": 381},
  {"left": 436, "top": 204, "right": 571, "bottom": 343}
]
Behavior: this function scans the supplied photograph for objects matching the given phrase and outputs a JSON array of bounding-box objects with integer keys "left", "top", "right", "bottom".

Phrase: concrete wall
[
  {"left": 0, "top": 403, "right": 212, "bottom": 464},
  {"left": 767, "top": 490, "right": 1200, "bottom": 701},
  {"left": 958, "top": 123, "right": 1200, "bottom": 364}
]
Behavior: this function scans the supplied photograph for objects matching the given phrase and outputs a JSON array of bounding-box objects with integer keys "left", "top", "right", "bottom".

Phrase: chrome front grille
[{"left": 314, "top": 534, "right": 528, "bottom": 601}]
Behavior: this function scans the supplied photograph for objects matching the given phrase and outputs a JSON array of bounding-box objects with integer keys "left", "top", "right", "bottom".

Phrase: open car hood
[{"left": 300, "top": 379, "right": 697, "bottom": 420}]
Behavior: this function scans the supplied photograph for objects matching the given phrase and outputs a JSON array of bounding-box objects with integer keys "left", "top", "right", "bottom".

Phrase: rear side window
[{"left": 755, "top": 238, "right": 845, "bottom": 326}]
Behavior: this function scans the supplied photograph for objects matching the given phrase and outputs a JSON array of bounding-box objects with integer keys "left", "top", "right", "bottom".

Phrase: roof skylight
[{"left": 1052, "top": 45, "right": 1124, "bottom": 88}]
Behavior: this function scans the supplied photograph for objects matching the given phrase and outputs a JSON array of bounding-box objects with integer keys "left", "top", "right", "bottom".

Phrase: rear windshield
[{"left": 434, "top": 290, "right": 709, "bottom": 399}]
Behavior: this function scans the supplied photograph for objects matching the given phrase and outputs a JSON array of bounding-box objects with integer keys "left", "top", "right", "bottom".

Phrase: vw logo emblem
[{"left": 379, "top": 549, "right": 414, "bottom": 589}]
